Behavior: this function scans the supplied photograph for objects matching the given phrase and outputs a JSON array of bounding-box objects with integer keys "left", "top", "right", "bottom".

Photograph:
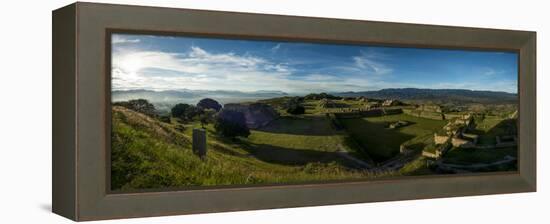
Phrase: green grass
[
  {"left": 111, "top": 106, "right": 378, "bottom": 190},
  {"left": 242, "top": 115, "right": 367, "bottom": 165},
  {"left": 472, "top": 116, "right": 514, "bottom": 145},
  {"left": 340, "top": 114, "right": 446, "bottom": 162},
  {"left": 111, "top": 100, "right": 515, "bottom": 191},
  {"left": 399, "top": 156, "right": 434, "bottom": 176}
]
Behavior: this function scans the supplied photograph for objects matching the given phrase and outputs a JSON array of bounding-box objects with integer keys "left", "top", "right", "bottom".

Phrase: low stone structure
[
  {"left": 418, "top": 104, "right": 442, "bottom": 113},
  {"left": 462, "top": 133, "right": 479, "bottom": 144},
  {"left": 382, "top": 99, "right": 402, "bottom": 107},
  {"left": 424, "top": 114, "right": 478, "bottom": 158},
  {"left": 333, "top": 108, "right": 403, "bottom": 119},
  {"left": 422, "top": 142, "right": 451, "bottom": 159},
  {"left": 403, "top": 104, "right": 445, "bottom": 120},
  {"left": 451, "top": 137, "right": 475, "bottom": 148},
  {"left": 224, "top": 103, "right": 279, "bottom": 129},
  {"left": 192, "top": 128, "right": 207, "bottom": 158},
  {"left": 434, "top": 133, "right": 450, "bottom": 145},
  {"left": 442, "top": 114, "right": 475, "bottom": 135}
]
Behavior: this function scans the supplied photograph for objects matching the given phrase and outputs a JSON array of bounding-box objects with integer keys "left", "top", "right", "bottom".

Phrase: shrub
[
  {"left": 114, "top": 99, "right": 157, "bottom": 117},
  {"left": 171, "top": 103, "right": 200, "bottom": 120}
]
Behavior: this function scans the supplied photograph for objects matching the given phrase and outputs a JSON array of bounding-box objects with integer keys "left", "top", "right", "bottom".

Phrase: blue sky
[{"left": 111, "top": 34, "right": 518, "bottom": 94}]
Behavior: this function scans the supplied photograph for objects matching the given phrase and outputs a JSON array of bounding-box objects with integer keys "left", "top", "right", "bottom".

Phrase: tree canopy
[
  {"left": 197, "top": 98, "right": 222, "bottom": 112},
  {"left": 171, "top": 103, "right": 200, "bottom": 120},
  {"left": 114, "top": 99, "right": 157, "bottom": 117}
]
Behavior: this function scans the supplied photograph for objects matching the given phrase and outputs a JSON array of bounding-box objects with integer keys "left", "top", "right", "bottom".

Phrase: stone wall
[
  {"left": 434, "top": 133, "right": 450, "bottom": 145},
  {"left": 333, "top": 108, "right": 403, "bottom": 119},
  {"left": 451, "top": 137, "right": 475, "bottom": 148}
]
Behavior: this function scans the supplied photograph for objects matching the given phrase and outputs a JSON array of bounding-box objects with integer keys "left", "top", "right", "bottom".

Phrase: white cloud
[
  {"left": 112, "top": 46, "right": 308, "bottom": 92},
  {"left": 112, "top": 36, "right": 141, "bottom": 44},
  {"left": 352, "top": 50, "right": 393, "bottom": 75},
  {"left": 480, "top": 67, "right": 510, "bottom": 77},
  {"left": 302, "top": 74, "right": 340, "bottom": 81},
  {"left": 270, "top": 43, "right": 281, "bottom": 53},
  {"left": 111, "top": 45, "right": 515, "bottom": 94}
]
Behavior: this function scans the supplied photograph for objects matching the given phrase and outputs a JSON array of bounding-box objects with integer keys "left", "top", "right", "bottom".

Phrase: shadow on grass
[
  {"left": 340, "top": 118, "right": 415, "bottom": 163},
  {"left": 214, "top": 137, "right": 364, "bottom": 169},
  {"left": 470, "top": 118, "right": 517, "bottom": 145},
  {"left": 255, "top": 115, "right": 336, "bottom": 136}
]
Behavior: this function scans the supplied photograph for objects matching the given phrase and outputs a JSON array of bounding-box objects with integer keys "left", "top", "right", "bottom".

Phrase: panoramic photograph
[{"left": 110, "top": 33, "right": 518, "bottom": 191}]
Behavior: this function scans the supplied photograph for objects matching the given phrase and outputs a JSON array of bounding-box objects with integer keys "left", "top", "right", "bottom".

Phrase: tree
[
  {"left": 114, "top": 99, "right": 157, "bottom": 117},
  {"left": 200, "top": 109, "right": 216, "bottom": 128},
  {"left": 286, "top": 97, "right": 305, "bottom": 115},
  {"left": 197, "top": 98, "right": 222, "bottom": 112},
  {"left": 214, "top": 110, "right": 250, "bottom": 138},
  {"left": 171, "top": 103, "right": 200, "bottom": 121}
]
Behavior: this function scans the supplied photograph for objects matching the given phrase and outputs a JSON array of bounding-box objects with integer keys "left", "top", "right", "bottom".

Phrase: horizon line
[{"left": 112, "top": 87, "right": 518, "bottom": 94}]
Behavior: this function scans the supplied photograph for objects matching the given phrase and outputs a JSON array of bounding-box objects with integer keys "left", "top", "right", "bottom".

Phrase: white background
[{"left": 0, "top": 0, "right": 547, "bottom": 223}]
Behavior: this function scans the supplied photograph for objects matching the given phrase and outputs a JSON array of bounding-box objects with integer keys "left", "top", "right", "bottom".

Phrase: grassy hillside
[{"left": 111, "top": 106, "right": 382, "bottom": 191}]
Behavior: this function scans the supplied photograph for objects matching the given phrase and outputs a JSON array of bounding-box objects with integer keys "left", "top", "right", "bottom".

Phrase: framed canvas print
[{"left": 52, "top": 2, "right": 536, "bottom": 221}]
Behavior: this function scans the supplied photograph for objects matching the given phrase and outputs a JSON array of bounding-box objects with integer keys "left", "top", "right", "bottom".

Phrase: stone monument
[{"left": 192, "top": 128, "right": 207, "bottom": 158}]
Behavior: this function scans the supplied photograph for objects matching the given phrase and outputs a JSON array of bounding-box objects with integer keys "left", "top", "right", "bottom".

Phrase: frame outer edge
[
  {"left": 52, "top": 3, "right": 78, "bottom": 221},
  {"left": 70, "top": 2, "right": 537, "bottom": 221},
  {"left": 520, "top": 32, "right": 536, "bottom": 190}
]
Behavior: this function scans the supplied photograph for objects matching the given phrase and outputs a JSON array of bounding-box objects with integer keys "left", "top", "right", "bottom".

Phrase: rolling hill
[
  {"left": 336, "top": 88, "right": 517, "bottom": 104},
  {"left": 112, "top": 89, "right": 289, "bottom": 105},
  {"left": 110, "top": 106, "right": 376, "bottom": 190}
]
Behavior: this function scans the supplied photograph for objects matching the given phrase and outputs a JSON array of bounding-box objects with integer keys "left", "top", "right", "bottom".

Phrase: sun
[{"left": 116, "top": 53, "right": 145, "bottom": 74}]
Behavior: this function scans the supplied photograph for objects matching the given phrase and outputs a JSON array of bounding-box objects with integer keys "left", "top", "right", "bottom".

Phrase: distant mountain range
[
  {"left": 112, "top": 89, "right": 289, "bottom": 106},
  {"left": 113, "top": 88, "right": 517, "bottom": 108},
  {"left": 335, "top": 88, "right": 517, "bottom": 104}
]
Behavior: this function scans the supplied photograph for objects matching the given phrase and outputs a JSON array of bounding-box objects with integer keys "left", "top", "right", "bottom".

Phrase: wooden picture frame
[{"left": 53, "top": 2, "right": 536, "bottom": 221}]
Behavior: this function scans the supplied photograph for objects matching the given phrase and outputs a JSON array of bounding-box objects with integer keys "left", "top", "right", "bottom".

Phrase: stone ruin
[
  {"left": 382, "top": 99, "right": 402, "bottom": 107},
  {"left": 422, "top": 114, "right": 480, "bottom": 159},
  {"left": 364, "top": 101, "right": 381, "bottom": 110},
  {"left": 403, "top": 104, "right": 445, "bottom": 120},
  {"left": 223, "top": 103, "right": 279, "bottom": 129},
  {"left": 318, "top": 98, "right": 347, "bottom": 109},
  {"left": 433, "top": 114, "right": 478, "bottom": 148}
]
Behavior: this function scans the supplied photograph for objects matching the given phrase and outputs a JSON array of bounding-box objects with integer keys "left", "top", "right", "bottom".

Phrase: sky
[{"left": 111, "top": 33, "right": 518, "bottom": 94}]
